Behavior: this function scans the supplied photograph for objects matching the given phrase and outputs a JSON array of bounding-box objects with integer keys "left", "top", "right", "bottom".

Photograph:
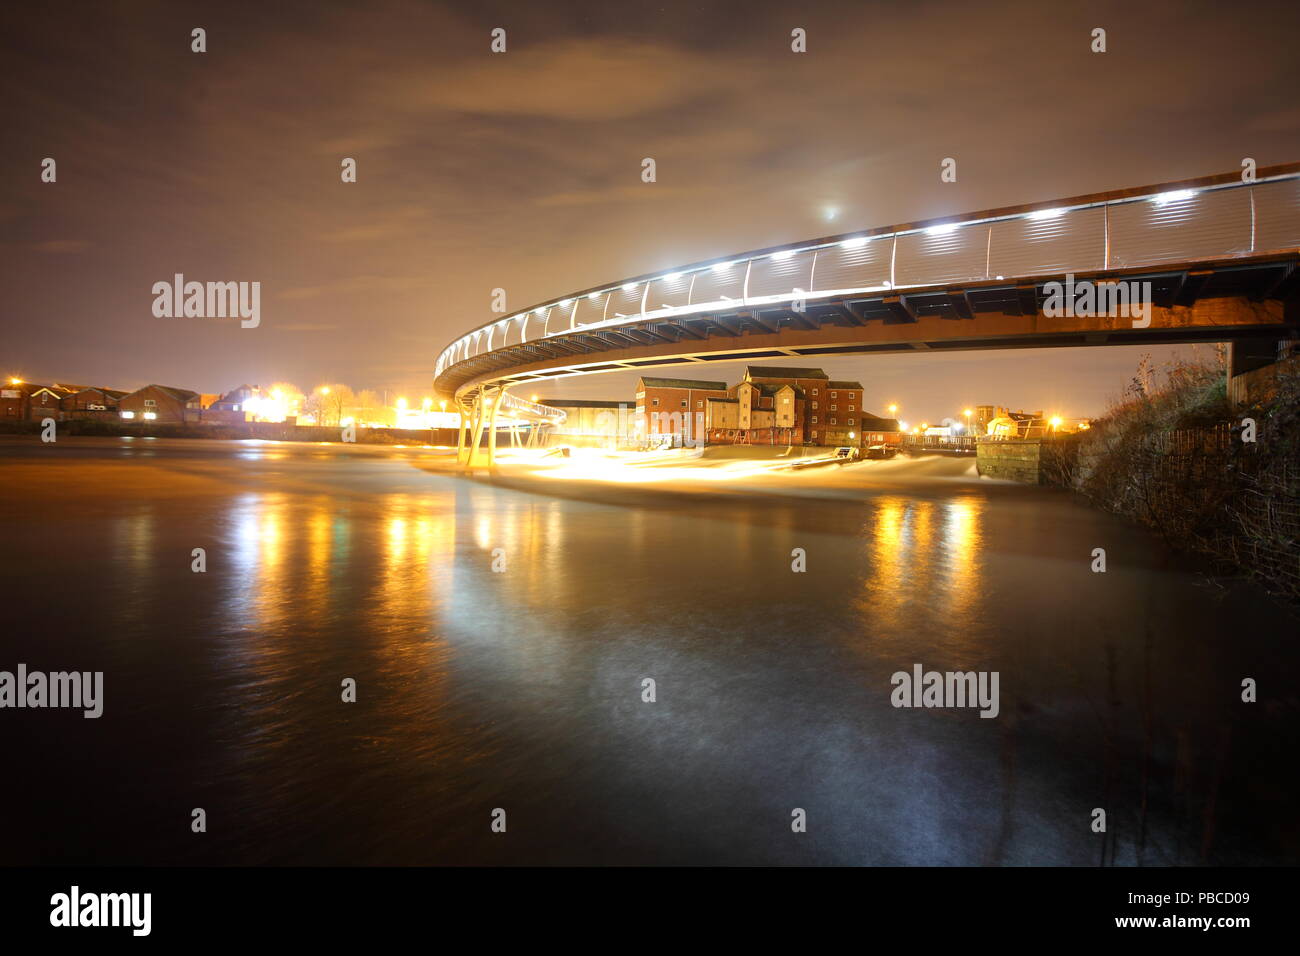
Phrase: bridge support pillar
[
  {"left": 487, "top": 386, "right": 504, "bottom": 471},
  {"left": 1227, "top": 337, "right": 1294, "bottom": 408},
  {"left": 462, "top": 403, "right": 473, "bottom": 463}
]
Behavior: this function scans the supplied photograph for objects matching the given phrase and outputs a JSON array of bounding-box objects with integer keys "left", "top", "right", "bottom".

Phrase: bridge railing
[
  {"left": 483, "top": 391, "right": 567, "bottom": 424},
  {"left": 437, "top": 167, "right": 1300, "bottom": 379}
]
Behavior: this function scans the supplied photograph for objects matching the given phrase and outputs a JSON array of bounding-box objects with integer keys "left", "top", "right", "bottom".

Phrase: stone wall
[{"left": 976, "top": 438, "right": 1044, "bottom": 483}]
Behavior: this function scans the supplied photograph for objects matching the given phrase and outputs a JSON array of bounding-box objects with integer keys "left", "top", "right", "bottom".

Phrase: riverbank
[
  {"left": 0, "top": 418, "right": 458, "bottom": 445},
  {"left": 1061, "top": 356, "right": 1299, "bottom": 603}
]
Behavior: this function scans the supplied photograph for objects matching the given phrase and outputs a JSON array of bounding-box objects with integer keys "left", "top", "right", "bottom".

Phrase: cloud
[
  {"left": 32, "top": 239, "right": 90, "bottom": 253},
  {"left": 384, "top": 39, "right": 753, "bottom": 122}
]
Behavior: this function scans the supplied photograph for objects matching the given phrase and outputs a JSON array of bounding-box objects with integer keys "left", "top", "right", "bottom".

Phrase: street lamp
[{"left": 888, "top": 403, "right": 898, "bottom": 416}]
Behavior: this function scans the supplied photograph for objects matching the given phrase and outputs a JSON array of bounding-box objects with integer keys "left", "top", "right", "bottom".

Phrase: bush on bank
[{"left": 1062, "top": 350, "right": 1299, "bottom": 603}]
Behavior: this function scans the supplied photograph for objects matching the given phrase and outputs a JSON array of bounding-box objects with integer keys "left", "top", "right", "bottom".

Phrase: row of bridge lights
[{"left": 444, "top": 186, "right": 1206, "bottom": 368}]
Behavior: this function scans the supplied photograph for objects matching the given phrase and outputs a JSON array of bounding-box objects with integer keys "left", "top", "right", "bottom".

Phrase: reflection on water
[{"left": 2, "top": 437, "right": 1298, "bottom": 866}]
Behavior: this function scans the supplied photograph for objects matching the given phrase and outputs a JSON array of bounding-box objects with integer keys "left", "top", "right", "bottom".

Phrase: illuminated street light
[
  {"left": 8, "top": 377, "right": 21, "bottom": 385},
  {"left": 320, "top": 386, "right": 331, "bottom": 395},
  {"left": 888, "top": 403, "right": 898, "bottom": 416}
]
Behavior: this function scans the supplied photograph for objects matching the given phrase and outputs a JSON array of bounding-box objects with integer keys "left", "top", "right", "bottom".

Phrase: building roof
[
  {"left": 705, "top": 397, "right": 739, "bottom": 404},
  {"left": 638, "top": 376, "right": 728, "bottom": 391},
  {"left": 826, "top": 380, "right": 865, "bottom": 390},
  {"left": 744, "top": 366, "right": 828, "bottom": 381},
  {"left": 131, "top": 385, "right": 200, "bottom": 402},
  {"left": 859, "top": 414, "right": 900, "bottom": 431},
  {"left": 753, "top": 382, "right": 806, "bottom": 398},
  {"left": 70, "top": 386, "right": 128, "bottom": 400}
]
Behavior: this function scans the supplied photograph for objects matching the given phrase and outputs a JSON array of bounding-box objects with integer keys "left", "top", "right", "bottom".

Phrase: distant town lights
[
  {"left": 840, "top": 237, "right": 868, "bottom": 249},
  {"left": 1152, "top": 189, "right": 1197, "bottom": 206},
  {"left": 925, "top": 223, "right": 958, "bottom": 236},
  {"left": 1027, "top": 207, "right": 1065, "bottom": 221}
]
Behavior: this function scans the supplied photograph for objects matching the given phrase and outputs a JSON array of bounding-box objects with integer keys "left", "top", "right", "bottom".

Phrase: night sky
[{"left": 3, "top": 0, "right": 1299, "bottom": 422}]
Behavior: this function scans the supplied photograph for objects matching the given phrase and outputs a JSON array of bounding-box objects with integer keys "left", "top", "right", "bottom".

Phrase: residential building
[
  {"left": 61, "top": 386, "right": 128, "bottom": 421},
  {"left": 118, "top": 385, "right": 202, "bottom": 423},
  {"left": 23, "top": 385, "right": 73, "bottom": 422}
]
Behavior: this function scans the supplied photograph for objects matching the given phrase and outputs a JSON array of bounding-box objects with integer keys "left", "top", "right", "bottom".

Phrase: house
[
  {"left": 859, "top": 413, "right": 902, "bottom": 447},
  {"left": 61, "top": 387, "right": 128, "bottom": 421},
  {"left": 0, "top": 380, "right": 25, "bottom": 420},
  {"left": 208, "top": 384, "right": 260, "bottom": 413},
  {"left": 118, "top": 385, "right": 202, "bottom": 423},
  {"left": 23, "top": 385, "right": 73, "bottom": 422}
]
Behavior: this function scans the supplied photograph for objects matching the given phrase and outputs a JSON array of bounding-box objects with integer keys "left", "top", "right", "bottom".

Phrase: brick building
[
  {"left": 657, "top": 365, "right": 901, "bottom": 449},
  {"left": 61, "top": 386, "right": 128, "bottom": 421},
  {"left": 634, "top": 376, "right": 729, "bottom": 444},
  {"left": 118, "top": 385, "right": 202, "bottom": 423}
]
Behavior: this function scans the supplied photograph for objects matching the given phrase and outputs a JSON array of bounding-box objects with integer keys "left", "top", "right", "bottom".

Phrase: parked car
[{"left": 864, "top": 443, "right": 897, "bottom": 459}]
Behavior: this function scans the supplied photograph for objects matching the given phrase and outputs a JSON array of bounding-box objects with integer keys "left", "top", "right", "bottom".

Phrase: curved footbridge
[{"left": 438, "top": 163, "right": 1300, "bottom": 468}]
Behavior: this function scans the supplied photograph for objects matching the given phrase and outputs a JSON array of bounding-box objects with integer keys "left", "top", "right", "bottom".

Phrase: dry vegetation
[{"left": 1058, "top": 346, "right": 1299, "bottom": 603}]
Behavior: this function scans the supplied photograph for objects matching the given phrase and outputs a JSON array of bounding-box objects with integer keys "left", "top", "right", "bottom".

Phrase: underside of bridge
[{"left": 436, "top": 254, "right": 1300, "bottom": 403}]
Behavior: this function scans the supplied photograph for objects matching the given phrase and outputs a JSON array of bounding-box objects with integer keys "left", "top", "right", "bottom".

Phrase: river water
[{"left": 1, "top": 437, "right": 1296, "bottom": 865}]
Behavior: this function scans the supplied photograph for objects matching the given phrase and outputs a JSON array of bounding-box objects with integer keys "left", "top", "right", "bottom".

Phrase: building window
[
  {"left": 811, "top": 389, "right": 818, "bottom": 395},
  {"left": 811, "top": 416, "right": 818, "bottom": 424},
  {"left": 830, "top": 417, "right": 837, "bottom": 425},
  {"left": 812, "top": 401, "right": 819, "bottom": 410},
  {"left": 680, "top": 400, "right": 687, "bottom": 408},
  {"left": 830, "top": 404, "right": 837, "bottom": 411},
  {"left": 847, "top": 418, "right": 856, "bottom": 426},
  {"left": 697, "top": 401, "right": 703, "bottom": 408},
  {"left": 848, "top": 405, "right": 855, "bottom": 411},
  {"left": 652, "top": 398, "right": 659, "bottom": 406},
  {"left": 143, "top": 411, "right": 157, "bottom": 420},
  {"left": 120, "top": 411, "right": 135, "bottom": 419},
  {"left": 830, "top": 391, "right": 838, "bottom": 398},
  {"left": 144, "top": 399, "right": 157, "bottom": 406}
]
